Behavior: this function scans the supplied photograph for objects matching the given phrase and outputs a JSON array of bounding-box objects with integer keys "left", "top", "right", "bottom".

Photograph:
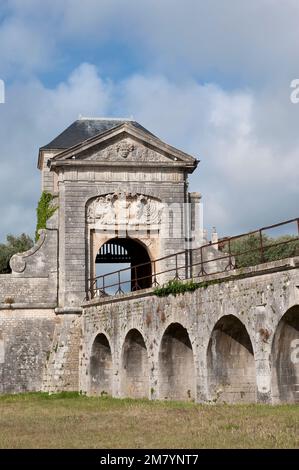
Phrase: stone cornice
[
  {"left": 47, "top": 123, "right": 199, "bottom": 173},
  {"left": 50, "top": 160, "right": 196, "bottom": 170}
]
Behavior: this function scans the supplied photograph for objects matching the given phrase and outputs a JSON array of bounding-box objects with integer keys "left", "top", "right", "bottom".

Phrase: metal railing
[{"left": 87, "top": 217, "right": 299, "bottom": 300}]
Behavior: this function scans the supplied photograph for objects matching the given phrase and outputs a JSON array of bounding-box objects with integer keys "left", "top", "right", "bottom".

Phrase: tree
[
  {"left": 221, "top": 233, "right": 299, "bottom": 269},
  {"left": 0, "top": 234, "right": 33, "bottom": 274}
]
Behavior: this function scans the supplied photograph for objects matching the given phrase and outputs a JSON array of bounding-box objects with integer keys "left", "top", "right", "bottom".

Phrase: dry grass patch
[{"left": 0, "top": 393, "right": 298, "bottom": 448}]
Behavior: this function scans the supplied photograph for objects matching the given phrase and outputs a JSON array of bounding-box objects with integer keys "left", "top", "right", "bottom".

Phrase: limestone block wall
[
  {"left": 0, "top": 225, "right": 58, "bottom": 307},
  {"left": 80, "top": 258, "right": 299, "bottom": 404},
  {"left": 0, "top": 308, "right": 82, "bottom": 394},
  {"left": 0, "top": 258, "right": 297, "bottom": 402},
  {"left": 0, "top": 309, "right": 56, "bottom": 393},
  {"left": 42, "top": 313, "right": 82, "bottom": 393},
  {"left": 40, "top": 150, "right": 60, "bottom": 193},
  {"left": 58, "top": 168, "right": 188, "bottom": 307}
]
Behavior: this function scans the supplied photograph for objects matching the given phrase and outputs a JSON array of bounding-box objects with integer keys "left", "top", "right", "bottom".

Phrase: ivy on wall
[{"left": 35, "top": 191, "right": 58, "bottom": 242}]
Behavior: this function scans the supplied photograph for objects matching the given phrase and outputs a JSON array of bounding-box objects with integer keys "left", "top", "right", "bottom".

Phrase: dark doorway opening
[{"left": 95, "top": 238, "right": 152, "bottom": 294}]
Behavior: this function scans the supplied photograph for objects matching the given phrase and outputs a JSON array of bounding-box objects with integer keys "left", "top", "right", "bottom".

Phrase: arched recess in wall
[
  {"left": 89, "top": 333, "right": 113, "bottom": 396},
  {"left": 158, "top": 323, "right": 195, "bottom": 401},
  {"left": 207, "top": 315, "right": 256, "bottom": 403},
  {"left": 121, "top": 329, "right": 149, "bottom": 399},
  {"left": 271, "top": 305, "right": 299, "bottom": 403}
]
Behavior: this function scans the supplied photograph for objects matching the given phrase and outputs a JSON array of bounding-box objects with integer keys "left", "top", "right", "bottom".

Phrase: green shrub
[
  {"left": 154, "top": 278, "right": 227, "bottom": 297},
  {"left": 0, "top": 234, "right": 33, "bottom": 274},
  {"left": 154, "top": 279, "right": 200, "bottom": 297},
  {"left": 222, "top": 234, "right": 299, "bottom": 268}
]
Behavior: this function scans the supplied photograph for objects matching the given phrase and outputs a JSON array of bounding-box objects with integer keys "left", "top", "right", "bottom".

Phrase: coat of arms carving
[
  {"left": 116, "top": 140, "right": 135, "bottom": 158},
  {"left": 87, "top": 192, "right": 163, "bottom": 227}
]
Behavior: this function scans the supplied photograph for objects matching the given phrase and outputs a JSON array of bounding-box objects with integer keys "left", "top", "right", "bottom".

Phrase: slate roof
[{"left": 40, "top": 118, "right": 157, "bottom": 151}]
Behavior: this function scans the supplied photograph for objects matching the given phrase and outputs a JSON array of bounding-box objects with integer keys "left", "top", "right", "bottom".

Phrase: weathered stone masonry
[
  {"left": 0, "top": 118, "right": 298, "bottom": 403},
  {"left": 80, "top": 258, "right": 299, "bottom": 404},
  {"left": 0, "top": 258, "right": 298, "bottom": 401}
]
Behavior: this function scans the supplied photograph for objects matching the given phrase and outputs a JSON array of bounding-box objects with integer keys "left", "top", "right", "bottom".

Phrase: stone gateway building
[{"left": 0, "top": 117, "right": 298, "bottom": 404}]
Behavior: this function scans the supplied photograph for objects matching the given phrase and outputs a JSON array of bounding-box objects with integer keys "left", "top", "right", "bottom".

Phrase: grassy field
[{"left": 0, "top": 393, "right": 298, "bottom": 448}]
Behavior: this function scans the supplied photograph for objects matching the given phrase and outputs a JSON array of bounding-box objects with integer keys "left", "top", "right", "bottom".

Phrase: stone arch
[
  {"left": 158, "top": 322, "right": 195, "bottom": 401},
  {"left": 207, "top": 315, "right": 256, "bottom": 403},
  {"left": 121, "top": 329, "right": 149, "bottom": 398},
  {"left": 89, "top": 333, "right": 113, "bottom": 396},
  {"left": 271, "top": 305, "right": 299, "bottom": 403},
  {"left": 85, "top": 192, "right": 163, "bottom": 293},
  {"left": 95, "top": 234, "right": 153, "bottom": 260},
  {"left": 95, "top": 237, "right": 152, "bottom": 292}
]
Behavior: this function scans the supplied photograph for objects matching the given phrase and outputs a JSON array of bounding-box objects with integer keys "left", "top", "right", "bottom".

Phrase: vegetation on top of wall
[
  {"left": 154, "top": 233, "right": 299, "bottom": 297},
  {"left": 0, "top": 234, "right": 33, "bottom": 274},
  {"left": 221, "top": 234, "right": 299, "bottom": 268},
  {"left": 154, "top": 279, "right": 221, "bottom": 297},
  {"left": 35, "top": 191, "right": 58, "bottom": 242}
]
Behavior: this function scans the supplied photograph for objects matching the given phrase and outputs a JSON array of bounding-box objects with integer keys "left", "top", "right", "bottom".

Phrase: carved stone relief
[
  {"left": 86, "top": 138, "right": 173, "bottom": 163},
  {"left": 87, "top": 192, "right": 163, "bottom": 227},
  {"left": 116, "top": 141, "right": 135, "bottom": 158}
]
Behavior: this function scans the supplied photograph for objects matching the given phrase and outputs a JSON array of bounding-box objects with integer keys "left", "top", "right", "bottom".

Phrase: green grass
[{"left": 0, "top": 393, "right": 298, "bottom": 448}]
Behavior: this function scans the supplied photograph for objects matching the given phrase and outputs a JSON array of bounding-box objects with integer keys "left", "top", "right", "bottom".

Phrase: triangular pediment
[
  {"left": 76, "top": 136, "right": 179, "bottom": 164},
  {"left": 49, "top": 123, "right": 198, "bottom": 171}
]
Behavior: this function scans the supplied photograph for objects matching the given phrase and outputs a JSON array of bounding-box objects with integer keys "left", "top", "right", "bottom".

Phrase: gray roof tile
[{"left": 40, "top": 118, "right": 156, "bottom": 150}]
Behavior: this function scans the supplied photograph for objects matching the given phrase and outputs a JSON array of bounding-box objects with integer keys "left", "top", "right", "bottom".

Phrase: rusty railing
[{"left": 87, "top": 217, "right": 299, "bottom": 300}]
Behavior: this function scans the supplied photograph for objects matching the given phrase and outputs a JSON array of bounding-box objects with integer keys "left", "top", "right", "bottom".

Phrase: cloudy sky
[{"left": 0, "top": 0, "right": 298, "bottom": 242}]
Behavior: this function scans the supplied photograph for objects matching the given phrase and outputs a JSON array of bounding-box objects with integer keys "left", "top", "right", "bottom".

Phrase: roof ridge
[
  {"left": 39, "top": 118, "right": 157, "bottom": 152},
  {"left": 78, "top": 117, "right": 134, "bottom": 121}
]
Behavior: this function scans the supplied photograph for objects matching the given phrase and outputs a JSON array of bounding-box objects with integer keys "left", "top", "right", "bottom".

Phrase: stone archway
[
  {"left": 89, "top": 333, "right": 113, "bottom": 396},
  {"left": 271, "top": 306, "right": 299, "bottom": 403},
  {"left": 87, "top": 191, "right": 162, "bottom": 294},
  {"left": 121, "top": 329, "right": 149, "bottom": 398},
  {"left": 95, "top": 238, "right": 152, "bottom": 293},
  {"left": 207, "top": 315, "right": 256, "bottom": 403},
  {"left": 158, "top": 323, "right": 195, "bottom": 401}
]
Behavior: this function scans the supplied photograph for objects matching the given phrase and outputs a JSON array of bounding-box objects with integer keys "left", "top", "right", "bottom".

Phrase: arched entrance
[
  {"left": 271, "top": 306, "right": 299, "bottom": 403},
  {"left": 159, "top": 323, "right": 195, "bottom": 401},
  {"left": 121, "top": 329, "right": 149, "bottom": 398},
  {"left": 207, "top": 315, "right": 256, "bottom": 403},
  {"left": 95, "top": 238, "right": 152, "bottom": 294},
  {"left": 89, "top": 334, "right": 113, "bottom": 396}
]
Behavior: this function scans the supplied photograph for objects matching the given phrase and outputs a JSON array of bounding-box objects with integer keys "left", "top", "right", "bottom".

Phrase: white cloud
[
  {"left": 117, "top": 74, "right": 299, "bottom": 234},
  {"left": 0, "top": 64, "right": 298, "bottom": 242},
  {"left": 0, "top": 1, "right": 298, "bottom": 241},
  {"left": 0, "top": 64, "right": 112, "bottom": 240},
  {"left": 1, "top": 0, "right": 299, "bottom": 84}
]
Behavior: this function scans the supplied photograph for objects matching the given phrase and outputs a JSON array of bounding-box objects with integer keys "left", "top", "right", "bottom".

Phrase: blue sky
[{"left": 0, "top": 0, "right": 299, "bottom": 242}]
